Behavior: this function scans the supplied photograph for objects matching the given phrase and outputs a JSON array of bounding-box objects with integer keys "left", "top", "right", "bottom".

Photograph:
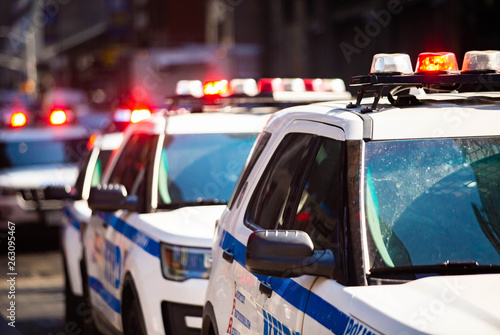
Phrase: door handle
[
  {"left": 222, "top": 248, "right": 234, "bottom": 263},
  {"left": 259, "top": 280, "right": 272, "bottom": 298}
]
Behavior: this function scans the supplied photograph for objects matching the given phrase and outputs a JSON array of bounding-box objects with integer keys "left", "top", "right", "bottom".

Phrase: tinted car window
[
  {"left": 109, "top": 133, "right": 156, "bottom": 209},
  {"left": 246, "top": 133, "right": 315, "bottom": 230},
  {"left": 290, "top": 138, "right": 344, "bottom": 250}
]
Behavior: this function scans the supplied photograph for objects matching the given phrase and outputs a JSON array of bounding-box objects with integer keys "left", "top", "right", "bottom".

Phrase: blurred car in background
[
  {"left": 42, "top": 87, "right": 111, "bottom": 132},
  {"left": 0, "top": 105, "right": 90, "bottom": 229}
]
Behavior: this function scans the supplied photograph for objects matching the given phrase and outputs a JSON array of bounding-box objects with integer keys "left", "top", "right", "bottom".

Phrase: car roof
[
  {"left": 264, "top": 91, "right": 500, "bottom": 141},
  {"left": 126, "top": 111, "right": 272, "bottom": 136}
]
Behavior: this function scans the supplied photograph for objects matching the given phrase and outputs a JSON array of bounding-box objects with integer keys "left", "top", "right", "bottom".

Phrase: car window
[
  {"left": 157, "top": 133, "right": 258, "bottom": 208},
  {"left": 245, "top": 133, "right": 315, "bottom": 230},
  {"left": 0, "top": 138, "right": 87, "bottom": 168},
  {"left": 364, "top": 137, "right": 500, "bottom": 269},
  {"left": 289, "top": 138, "right": 345, "bottom": 250},
  {"left": 228, "top": 131, "right": 271, "bottom": 210},
  {"left": 90, "top": 150, "right": 113, "bottom": 188},
  {"left": 108, "top": 133, "right": 156, "bottom": 210}
]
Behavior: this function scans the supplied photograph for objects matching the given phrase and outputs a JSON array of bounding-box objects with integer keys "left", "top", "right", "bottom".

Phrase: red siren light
[{"left": 415, "top": 52, "right": 459, "bottom": 73}]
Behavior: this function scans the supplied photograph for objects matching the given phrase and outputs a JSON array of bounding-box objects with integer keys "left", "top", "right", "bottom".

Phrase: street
[{"left": 0, "top": 225, "right": 65, "bottom": 335}]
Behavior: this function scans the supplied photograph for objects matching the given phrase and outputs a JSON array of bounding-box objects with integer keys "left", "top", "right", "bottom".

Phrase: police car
[
  {"left": 82, "top": 111, "right": 272, "bottom": 334},
  {"left": 202, "top": 51, "right": 500, "bottom": 335},
  {"left": 51, "top": 107, "right": 152, "bottom": 328},
  {"left": 0, "top": 106, "right": 89, "bottom": 228},
  {"left": 55, "top": 131, "right": 124, "bottom": 328}
]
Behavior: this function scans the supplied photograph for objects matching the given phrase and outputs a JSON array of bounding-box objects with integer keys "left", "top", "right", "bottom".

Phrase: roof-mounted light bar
[{"left": 349, "top": 50, "right": 500, "bottom": 112}]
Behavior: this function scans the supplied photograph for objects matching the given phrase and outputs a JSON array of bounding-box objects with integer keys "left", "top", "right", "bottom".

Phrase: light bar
[
  {"left": 370, "top": 53, "right": 413, "bottom": 75},
  {"left": 283, "top": 78, "right": 306, "bottom": 92},
  {"left": 415, "top": 52, "right": 458, "bottom": 73},
  {"left": 10, "top": 112, "right": 28, "bottom": 128},
  {"left": 176, "top": 80, "right": 203, "bottom": 98},
  {"left": 203, "top": 80, "right": 229, "bottom": 96},
  {"left": 130, "top": 109, "right": 151, "bottom": 123},
  {"left": 229, "top": 78, "right": 258, "bottom": 96},
  {"left": 113, "top": 108, "right": 131, "bottom": 122},
  {"left": 304, "top": 78, "right": 325, "bottom": 92},
  {"left": 257, "top": 78, "right": 285, "bottom": 93},
  {"left": 323, "top": 78, "right": 347, "bottom": 93},
  {"left": 50, "top": 110, "right": 67, "bottom": 125},
  {"left": 462, "top": 50, "right": 500, "bottom": 73}
]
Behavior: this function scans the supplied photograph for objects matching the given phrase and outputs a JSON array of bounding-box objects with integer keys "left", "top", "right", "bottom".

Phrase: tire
[{"left": 122, "top": 293, "right": 147, "bottom": 335}]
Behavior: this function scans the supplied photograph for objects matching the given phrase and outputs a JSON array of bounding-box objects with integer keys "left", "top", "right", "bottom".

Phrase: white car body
[
  {"left": 82, "top": 112, "right": 271, "bottom": 334},
  {"left": 0, "top": 125, "right": 89, "bottom": 228},
  {"left": 204, "top": 91, "right": 500, "bottom": 335}
]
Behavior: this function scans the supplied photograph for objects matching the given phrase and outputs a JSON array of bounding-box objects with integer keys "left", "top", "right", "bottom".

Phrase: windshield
[
  {"left": 0, "top": 138, "right": 87, "bottom": 169},
  {"left": 364, "top": 137, "right": 500, "bottom": 271},
  {"left": 157, "top": 133, "right": 258, "bottom": 208}
]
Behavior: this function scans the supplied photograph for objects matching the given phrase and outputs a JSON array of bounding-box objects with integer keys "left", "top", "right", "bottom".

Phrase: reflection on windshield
[
  {"left": 157, "top": 133, "right": 258, "bottom": 207},
  {"left": 0, "top": 139, "right": 87, "bottom": 168},
  {"left": 365, "top": 137, "right": 500, "bottom": 269}
]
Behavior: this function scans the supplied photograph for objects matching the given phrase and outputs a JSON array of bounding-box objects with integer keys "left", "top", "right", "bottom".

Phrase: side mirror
[
  {"left": 42, "top": 185, "right": 79, "bottom": 200},
  {"left": 245, "top": 230, "right": 334, "bottom": 278},
  {"left": 88, "top": 184, "right": 138, "bottom": 212}
]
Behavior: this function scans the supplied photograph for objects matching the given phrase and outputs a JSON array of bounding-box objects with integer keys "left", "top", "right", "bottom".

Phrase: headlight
[{"left": 160, "top": 243, "right": 212, "bottom": 281}]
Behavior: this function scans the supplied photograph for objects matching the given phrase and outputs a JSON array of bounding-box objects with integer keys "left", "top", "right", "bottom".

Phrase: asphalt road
[{"left": 0, "top": 224, "right": 66, "bottom": 335}]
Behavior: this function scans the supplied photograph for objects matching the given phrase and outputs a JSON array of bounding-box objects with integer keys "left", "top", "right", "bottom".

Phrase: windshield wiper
[
  {"left": 369, "top": 261, "right": 500, "bottom": 277},
  {"left": 160, "top": 199, "right": 227, "bottom": 209}
]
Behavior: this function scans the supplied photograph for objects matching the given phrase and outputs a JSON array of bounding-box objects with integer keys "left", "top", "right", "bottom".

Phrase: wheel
[{"left": 122, "top": 292, "right": 147, "bottom": 335}]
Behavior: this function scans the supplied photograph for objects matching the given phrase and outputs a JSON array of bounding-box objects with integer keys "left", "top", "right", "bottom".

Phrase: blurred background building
[{"left": 0, "top": 0, "right": 499, "bottom": 109}]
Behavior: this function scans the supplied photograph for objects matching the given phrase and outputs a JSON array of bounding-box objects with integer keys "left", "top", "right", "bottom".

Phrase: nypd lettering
[{"left": 104, "top": 240, "right": 121, "bottom": 288}]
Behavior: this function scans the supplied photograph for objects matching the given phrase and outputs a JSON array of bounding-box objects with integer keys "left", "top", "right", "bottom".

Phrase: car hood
[
  {"left": 345, "top": 274, "right": 500, "bottom": 334},
  {"left": 0, "top": 164, "right": 78, "bottom": 189},
  {"left": 138, "top": 205, "right": 226, "bottom": 248}
]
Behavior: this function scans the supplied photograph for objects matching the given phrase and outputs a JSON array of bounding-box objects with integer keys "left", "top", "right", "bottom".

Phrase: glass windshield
[
  {"left": 157, "top": 133, "right": 258, "bottom": 208},
  {"left": 0, "top": 138, "right": 87, "bottom": 169},
  {"left": 364, "top": 137, "right": 500, "bottom": 270}
]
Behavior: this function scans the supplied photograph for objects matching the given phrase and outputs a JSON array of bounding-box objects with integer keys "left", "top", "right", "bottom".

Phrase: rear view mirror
[
  {"left": 245, "top": 230, "right": 335, "bottom": 278},
  {"left": 88, "top": 184, "right": 138, "bottom": 212}
]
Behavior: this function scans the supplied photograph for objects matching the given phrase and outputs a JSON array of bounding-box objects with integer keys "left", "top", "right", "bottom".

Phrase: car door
[
  {"left": 217, "top": 121, "right": 346, "bottom": 335},
  {"left": 86, "top": 132, "right": 157, "bottom": 327}
]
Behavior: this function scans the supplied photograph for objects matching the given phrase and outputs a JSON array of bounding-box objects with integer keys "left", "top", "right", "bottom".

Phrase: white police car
[
  {"left": 203, "top": 51, "right": 500, "bottom": 335},
  {"left": 0, "top": 109, "right": 89, "bottom": 228},
  {"left": 54, "top": 131, "right": 123, "bottom": 329},
  {"left": 82, "top": 111, "right": 271, "bottom": 334}
]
